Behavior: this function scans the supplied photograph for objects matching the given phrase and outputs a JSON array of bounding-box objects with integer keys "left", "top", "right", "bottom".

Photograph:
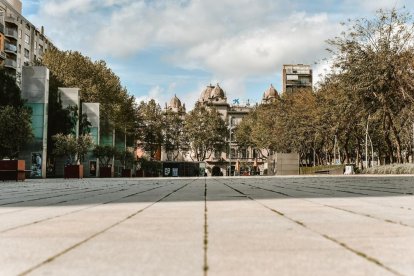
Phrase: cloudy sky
[{"left": 23, "top": 0, "right": 413, "bottom": 108}]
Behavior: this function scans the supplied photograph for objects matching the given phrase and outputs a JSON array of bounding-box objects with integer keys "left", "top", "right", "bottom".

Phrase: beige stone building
[
  {"left": 161, "top": 84, "right": 280, "bottom": 176},
  {"left": 262, "top": 84, "right": 280, "bottom": 104},
  {"left": 0, "top": 0, "right": 54, "bottom": 83},
  {"left": 165, "top": 94, "right": 186, "bottom": 114}
]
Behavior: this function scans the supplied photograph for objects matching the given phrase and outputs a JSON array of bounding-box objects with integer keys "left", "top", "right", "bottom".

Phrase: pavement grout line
[
  {"left": 17, "top": 180, "right": 195, "bottom": 276},
  {"left": 0, "top": 187, "right": 126, "bottom": 216},
  {"left": 0, "top": 184, "right": 166, "bottom": 234},
  {"left": 0, "top": 181, "right": 162, "bottom": 211},
  {"left": 0, "top": 188, "right": 108, "bottom": 206},
  {"left": 269, "top": 180, "right": 412, "bottom": 211},
  {"left": 248, "top": 182, "right": 414, "bottom": 229},
  {"left": 203, "top": 178, "right": 209, "bottom": 276},
  {"left": 220, "top": 180, "right": 403, "bottom": 276}
]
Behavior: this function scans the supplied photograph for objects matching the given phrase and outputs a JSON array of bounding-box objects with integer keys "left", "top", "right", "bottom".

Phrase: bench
[
  {"left": 0, "top": 169, "right": 31, "bottom": 182},
  {"left": 314, "top": 170, "right": 330, "bottom": 174}
]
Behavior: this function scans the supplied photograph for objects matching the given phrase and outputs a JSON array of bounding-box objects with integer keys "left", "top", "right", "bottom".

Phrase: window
[
  {"left": 34, "top": 42, "right": 37, "bottom": 50},
  {"left": 240, "top": 149, "right": 248, "bottom": 159},
  {"left": 39, "top": 45, "right": 43, "bottom": 54},
  {"left": 214, "top": 150, "right": 221, "bottom": 159},
  {"left": 25, "top": 34, "right": 30, "bottom": 44},
  {"left": 18, "top": 44, "right": 21, "bottom": 53},
  {"left": 24, "top": 48, "right": 29, "bottom": 58},
  {"left": 18, "top": 29, "right": 22, "bottom": 39}
]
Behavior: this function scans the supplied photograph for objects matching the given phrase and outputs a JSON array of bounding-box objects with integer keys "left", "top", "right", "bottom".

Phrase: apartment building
[
  {"left": 282, "top": 64, "right": 313, "bottom": 93},
  {"left": 0, "top": 10, "right": 5, "bottom": 66},
  {"left": 0, "top": 0, "right": 54, "bottom": 83}
]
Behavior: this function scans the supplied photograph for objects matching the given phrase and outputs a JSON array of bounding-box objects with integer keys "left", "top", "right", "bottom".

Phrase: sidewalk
[{"left": 0, "top": 176, "right": 413, "bottom": 275}]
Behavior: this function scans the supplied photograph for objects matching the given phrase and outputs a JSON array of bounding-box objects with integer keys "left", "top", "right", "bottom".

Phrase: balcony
[
  {"left": 4, "top": 59, "right": 17, "bottom": 69},
  {"left": 5, "top": 16, "right": 19, "bottom": 27},
  {"left": 4, "top": 43, "right": 17, "bottom": 55},
  {"left": 5, "top": 28, "right": 18, "bottom": 39},
  {"left": 0, "top": 51, "right": 6, "bottom": 60}
]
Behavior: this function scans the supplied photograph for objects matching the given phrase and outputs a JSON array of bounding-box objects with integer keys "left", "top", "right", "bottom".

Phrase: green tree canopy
[
  {"left": 184, "top": 103, "right": 228, "bottom": 161},
  {"left": 0, "top": 69, "right": 33, "bottom": 160},
  {"left": 92, "top": 145, "right": 119, "bottom": 167},
  {"left": 53, "top": 134, "right": 94, "bottom": 165},
  {"left": 0, "top": 106, "right": 33, "bottom": 159},
  {"left": 41, "top": 49, "right": 136, "bottom": 133},
  {"left": 135, "top": 100, "right": 164, "bottom": 159},
  {"left": 163, "top": 110, "right": 187, "bottom": 161},
  {"left": 327, "top": 8, "right": 414, "bottom": 163},
  {"left": 0, "top": 70, "right": 24, "bottom": 109}
]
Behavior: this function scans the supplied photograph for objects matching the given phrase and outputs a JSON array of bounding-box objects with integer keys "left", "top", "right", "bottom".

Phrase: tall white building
[{"left": 282, "top": 64, "right": 313, "bottom": 93}]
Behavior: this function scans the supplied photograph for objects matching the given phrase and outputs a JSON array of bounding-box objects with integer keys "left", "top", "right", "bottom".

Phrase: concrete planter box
[
  {"left": 64, "top": 165, "right": 83, "bottom": 179},
  {"left": 0, "top": 160, "right": 26, "bottom": 181}
]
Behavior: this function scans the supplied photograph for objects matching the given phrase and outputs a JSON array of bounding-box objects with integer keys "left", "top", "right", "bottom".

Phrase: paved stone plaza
[{"left": 1, "top": 176, "right": 414, "bottom": 275}]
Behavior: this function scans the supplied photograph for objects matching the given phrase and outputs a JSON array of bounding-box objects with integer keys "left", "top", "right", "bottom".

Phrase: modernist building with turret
[{"left": 158, "top": 83, "right": 281, "bottom": 176}]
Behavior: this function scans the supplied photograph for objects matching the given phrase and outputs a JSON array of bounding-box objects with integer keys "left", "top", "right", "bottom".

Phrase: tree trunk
[{"left": 387, "top": 112, "right": 402, "bottom": 163}]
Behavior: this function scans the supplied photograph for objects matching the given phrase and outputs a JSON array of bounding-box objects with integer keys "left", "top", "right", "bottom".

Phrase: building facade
[
  {"left": 159, "top": 84, "right": 275, "bottom": 176},
  {"left": 0, "top": 0, "right": 54, "bottom": 83},
  {"left": 0, "top": 11, "right": 5, "bottom": 66},
  {"left": 282, "top": 64, "right": 313, "bottom": 93},
  {"left": 262, "top": 84, "right": 279, "bottom": 104}
]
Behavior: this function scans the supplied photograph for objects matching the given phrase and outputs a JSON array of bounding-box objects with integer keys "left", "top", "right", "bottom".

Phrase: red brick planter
[
  {"left": 64, "top": 165, "right": 83, "bottom": 179},
  {"left": 135, "top": 169, "right": 143, "bottom": 177},
  {"left": 99, "top": 167, "right": 112, "bottom": 178},
  {"left": 0, "top": 160, "right": 26, "bottom": 181},
  {"left": 121, "top": 169, "right": 132, "bottom": 177}
]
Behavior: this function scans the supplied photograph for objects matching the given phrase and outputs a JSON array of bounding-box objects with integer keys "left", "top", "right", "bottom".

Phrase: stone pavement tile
[
  {"left": 0, "top": 207, "right": 24, "bottom": 215},
  {"left": 256, "top": 198, "right": 414, "bottom": 275},
  {"left": 0, "top": 185, "right": 179, "bottom": 275},
  {"left": 0, "top": 183, "right": 164, "bottom": 232},
  {"left": 308, "top": 196, "right": 414, "bottom": 227},
  {"left": 208, "top": 248, "right": 391, "bottom": 276},
  {"left": 207, "top": 199, "right": 390, "bottom": 276},
  {"left": 257, "top": 197, "right": 414, "bottom": 237},
  {"left": 361, "top": 196, "right": 414, "bottom": 210},
  {"left": 343, "top": 235, "right": 414, "bottom": 276},
  {"left": 30, "top": 184, "right": 205, "bottom": 276}
]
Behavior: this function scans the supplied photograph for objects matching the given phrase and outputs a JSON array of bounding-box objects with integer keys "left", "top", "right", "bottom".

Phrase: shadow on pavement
[{"left": 0, "top": 176, "right": 413, "bottom": 207}]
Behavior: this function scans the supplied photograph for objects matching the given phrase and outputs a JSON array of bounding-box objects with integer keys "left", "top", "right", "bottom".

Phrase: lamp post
[
  {"left": 229, "top": 116, "right": 232, "bottom": 176},
  {"left": 365, "top": 115, "right": 370, "bottom": 168}
]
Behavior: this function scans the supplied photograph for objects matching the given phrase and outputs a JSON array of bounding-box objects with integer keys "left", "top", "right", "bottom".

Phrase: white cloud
[
  {"left": 28, "top": 0, "right": 414, "bottom": 103},
  {"left": 135, "top": 85, "right": 167, "bottom": 106}
]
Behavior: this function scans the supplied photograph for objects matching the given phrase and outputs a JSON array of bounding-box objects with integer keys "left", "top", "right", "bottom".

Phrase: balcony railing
[
  {"left": 4, "top": 59, "right": 17, "bottom": 69},
  {"left": 4, "top": 43, "right": 17, "bottom": 54},
  {"left": 0, "top": 51, "right": 6, "bottom": 60},
  {"left": 5, "top": 28, "right": 18, "bottom": 39}
]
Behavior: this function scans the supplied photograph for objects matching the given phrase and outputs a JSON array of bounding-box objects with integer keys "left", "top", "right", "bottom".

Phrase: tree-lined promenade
[
  {"left": 237, "top": 9, "right": 414, "bottom": 169},
  {"left": 1, "top": 8, "right": 414, "bottom": 172}
]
